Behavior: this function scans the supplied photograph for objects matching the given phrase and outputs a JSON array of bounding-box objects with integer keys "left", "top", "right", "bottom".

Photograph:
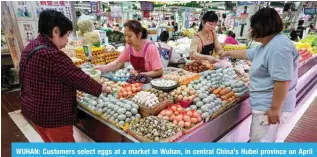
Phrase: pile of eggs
[
  {"left": 132, "top": 91, "right": 160, "bottom": 109},
  {"left": 170, "top": 85, "right": 197, "bottom": 101}
]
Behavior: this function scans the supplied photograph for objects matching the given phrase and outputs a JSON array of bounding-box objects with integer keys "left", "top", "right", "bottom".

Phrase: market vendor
[
  {"left": 95, "top": 20, "right": 163, "bottom": 78},
  {"left": 219, "top": 8, "right": 298, "bottom": 142},
  {"left": 189, "top": 11, "right": 223, "bottom": 63},
  {"left": 19, "top": 10, "right": 109, "bottom": 142}
]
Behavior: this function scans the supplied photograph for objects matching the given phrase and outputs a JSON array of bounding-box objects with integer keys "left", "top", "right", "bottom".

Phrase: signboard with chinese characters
[
  {"left": 12, "top": 1, "right": 35, "bottom": 21},
  {"left": 32, "top": 1, "right": 73, "bottom": 21},
  {"left": 17, "top": 21, "right": 38, "bottom": 46}
]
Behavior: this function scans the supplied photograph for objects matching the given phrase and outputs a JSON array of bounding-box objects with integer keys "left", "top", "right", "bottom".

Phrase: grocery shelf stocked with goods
[{"left": 75, "top": 46, "right": 317, "bottom": 142}]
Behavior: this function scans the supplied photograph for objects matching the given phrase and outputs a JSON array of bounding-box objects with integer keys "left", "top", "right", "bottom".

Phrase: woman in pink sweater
[{"left": 224, "top": 30, "right": 239, "bottom": 45}]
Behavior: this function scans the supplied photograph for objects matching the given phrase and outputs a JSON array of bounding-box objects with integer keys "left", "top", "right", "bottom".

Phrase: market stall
[{"left": 72, "top": 34, "right": 317, "bottom": 142}]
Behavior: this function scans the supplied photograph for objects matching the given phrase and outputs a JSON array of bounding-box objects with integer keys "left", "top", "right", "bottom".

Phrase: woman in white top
[{"left": 155, "top": 31, "right": 181, "bottom": 68}]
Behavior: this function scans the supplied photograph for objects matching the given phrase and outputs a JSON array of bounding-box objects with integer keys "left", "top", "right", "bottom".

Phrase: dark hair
[
  {"left": 250, "top": 8, "right": 283, "bottom": 38},
  {"left": 298, "top": 20, "right": 304, "bottom": 26},
  {"left": 227, "top": 30, "right": 235, "bottom": 38},
  {"left": 124, "top": 20, "right": 148, "bottom": 39},
  {"left": 38, "top": 10, "right": 73, "bottom": 38},
  {"left": 160, "top": 31, "right": 169, "bottom": 42},
  {"left": 115, "top": 24, "right": 120, "bottom": 27},
  {"left": 199, "top": 11, "right": 218, "bottom": 31}
]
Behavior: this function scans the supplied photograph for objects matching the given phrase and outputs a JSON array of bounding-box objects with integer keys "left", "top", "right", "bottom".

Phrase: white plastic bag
[{"left": 77, "top": 14, "right": 94, "bottom": 37}]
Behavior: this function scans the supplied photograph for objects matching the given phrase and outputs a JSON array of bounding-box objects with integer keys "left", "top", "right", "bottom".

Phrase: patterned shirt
[{"left": 19, "top": 34, "right": 102, "bottom": 128}]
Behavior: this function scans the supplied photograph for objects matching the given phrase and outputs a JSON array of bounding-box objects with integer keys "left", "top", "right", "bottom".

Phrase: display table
[{"left": 76, "top": 56, "right": 317, "bottom": 142}]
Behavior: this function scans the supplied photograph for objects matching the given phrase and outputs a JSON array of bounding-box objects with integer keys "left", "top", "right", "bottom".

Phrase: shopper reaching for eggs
[
  {"left": 95, "top": 20, "right": 163, "bottom": 78},
  {"left": 219, "top": 8, "right": 299, "bottom": 142}
]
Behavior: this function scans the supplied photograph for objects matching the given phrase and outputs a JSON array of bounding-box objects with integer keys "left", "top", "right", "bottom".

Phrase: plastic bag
[
  {"left": 77, "top": 14, "right": 94, "bottom": 37},
  {"left": 83, "top": 30, "right": 101, "bottom": 45}
]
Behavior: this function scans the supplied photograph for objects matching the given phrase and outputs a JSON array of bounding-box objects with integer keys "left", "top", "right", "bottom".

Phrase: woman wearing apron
[
  {"left": 95, "top": 20, "right": 163, "bottom": 78},
  {"left": 189, "top": 11, "right": 223, "bottom": 63}
]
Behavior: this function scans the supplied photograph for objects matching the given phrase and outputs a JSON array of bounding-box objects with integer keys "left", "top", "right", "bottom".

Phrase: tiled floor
[
  {"left": 285, "top": 97, "right": 317, "bottom": 142},
  {"left": 1, "top": 91, "right": 28, "bottom": 157}
]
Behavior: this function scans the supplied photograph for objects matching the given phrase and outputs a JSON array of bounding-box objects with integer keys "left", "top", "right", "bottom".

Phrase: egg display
[
  {"left": 112, "top": 69, "right": 130, "bottom": 81},
  {"left": 170, "top": 85, "right": 198, "bottom": 102},
  {"left": 158, "top": 104, "right": 202, "bottom": 129},
  {"left": 148, "top": 88, "right": 174, "bottom": 103},
  {"left": 233, "top": 60, "right": 251, "bottom": 86},
  {"left": 163, "top": 67, "right": 200, "bottom": 85},
  {"left": 79, "top": 93, "right": 141, "bottom": 126},
  {"left": 100, "top": 78, "right": 120, "bottom": 93},
  {"left": 189, "top": 94, "right": 225, "bottom": 119},
  {"left": 210, "top": 87, "right": 237, "bottom": 104},
  {"left": 227, "top": 80, "right": 249, "bottom": 97},
  {"left": 184, "top": 60, "right": 208, "bottom": 73},
  {"left": 129, "top": 116, "right": 183, "bottom": 142},
  {"left": 132, "top": 91, "right": 160, "bottom": 109},
  {"left": 151, "top": 79, "right": 177, "bottom": 88},
  {"left": 117, "top": 83, "right": 143, "bottom": 98}
]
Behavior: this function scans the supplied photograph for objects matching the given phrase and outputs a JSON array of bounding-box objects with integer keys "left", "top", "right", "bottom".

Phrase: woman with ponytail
[
  {"left": 189, "top": 11, "right": 223, "bottom": 63},
  {"left": 95, "top": 20, "right": 163, "bottom": 78}
]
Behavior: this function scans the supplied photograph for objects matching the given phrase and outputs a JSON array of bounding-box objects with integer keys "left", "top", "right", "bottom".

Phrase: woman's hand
[
  {"left": 266, "top": 108, "right": 281, "bottom": 124},
  {"left": 207, "top": 56, "right": 220, "bottom": 63},
  {"left": 218, "top": 50, "right": 231, "bottom": 58},
  {"left": 102, "top": 84, "right": 112, "bottom": 94},
  {"left": 94, "top": 65, "right": 108, "bottom": 72},
  {"left": 129, "top": 69, "right": 139, "bottom": 75}
]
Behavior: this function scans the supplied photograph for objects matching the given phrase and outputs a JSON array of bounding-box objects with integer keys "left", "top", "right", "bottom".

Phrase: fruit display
[
  {"left": 75, "top": 47, "right": 87, "bottom": 61},
  {"left": 227, "top": 80, "right": 249, "bottom": 97},
  {"left": 184, "top": 60, "right": 209, "bottom": 73},
  {"left": 181, "top": 28, "right": 197, "bottom": 38},
  {"left": 147, "top": 88, "right": 174, "bottom": 103},
  {"left": 117, "top": 83, "right": 143, "bottom": 98},
  {"left": 298, "top": 48, "right": 313, "bottom": 63},
  {"left": 127, "top": 74, "right": 151, "bottom": 84},
  {"left": 99, "top": 95, "right": 141, "bottom": 127},
  {"left": 112, "top": 69, "right": 130, "bottom": 81},
  {"left": 163, "top": 67, "right": 200, "bottom": 85},
  {"left": 128, "top": 116, "right": 183, "bottom": 142},
  {"left": 71, "top": 57, "right": 86, "bottom": 66},
  {"left": 132, "top": 91, "right": 160, "bottom": 109},
  {"left": 223, "top": 44, "right": 247, "bottom": 51},
  {"left": 157, "top": 104, "right": 203, "bottom": 129},
  {"left": 299, "top": 35, "right": 317, "bottom": 47},
  {"left": 170, "top": 85, "right": 197, "bottom": 102},
  {"left": 191, "top": 94, "right": 225, "bottom": 119}
]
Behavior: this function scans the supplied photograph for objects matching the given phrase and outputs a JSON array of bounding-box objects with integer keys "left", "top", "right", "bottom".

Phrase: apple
[{"left": 300, "top": 48, "right": 307, "bottom": 53}]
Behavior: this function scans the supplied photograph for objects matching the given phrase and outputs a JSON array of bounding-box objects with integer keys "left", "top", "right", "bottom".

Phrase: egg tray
[
  {"left": 183, "top": 120, "right": 204, "bottom": 134},
  {"left": 138, "top": 100, "right": 173, "bottom": 118},
  {"left": 79, "top": 104, "right": 103, "bottom": 116},
  {"left": 100, "top": 115, "right": 131, "bottom": 131},
  {"left": 150, "top": 83, "right": 179, "bottom": 92},
  {"left": 127, "top": 117, "right": 184, "bottom": 142}
]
